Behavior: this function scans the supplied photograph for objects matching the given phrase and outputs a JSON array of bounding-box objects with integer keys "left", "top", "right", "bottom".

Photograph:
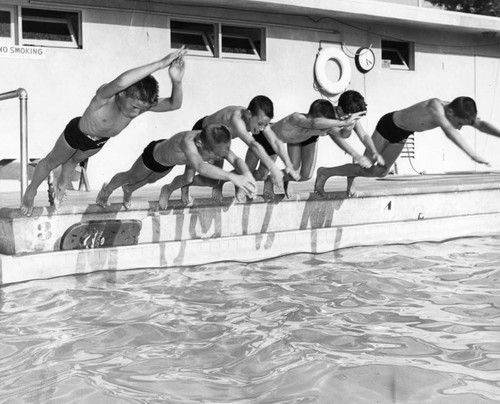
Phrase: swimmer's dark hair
[
  {"left": 449, "top": 96, "right": 477, "bottom": 124},
  {"left": 200, "top": 124, "right": 232, "bottom": 149},
  {"left": 308, "top": 99, "right": 336, "bottom": 119},
  {"left": 124, "top": 75, "right": 159, "bottom": 105},
  {"left": 248, "top": 95, "right": 274, "bottom": 120},
  {"left": 338, "top": 90, "right": 367, "bottom": 114}
]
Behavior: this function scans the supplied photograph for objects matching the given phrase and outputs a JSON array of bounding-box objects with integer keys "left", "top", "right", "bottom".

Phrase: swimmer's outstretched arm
[
  {"left": 225, "top": 150, "right": 253, "bottom": 177},
  {"left": 328, "top": 132, "right": 372, "bottom": 169},
  {"left": 226, "top": 150, "right": 257, "bottom": 196},
  {"left": 289, "top": 111, "right": 365, "bottom": 131},
  {"left": 197, "top": 161, "right": 256, "bottom": 195},
  {"left": 231, "top": 115, "right": 283, "bottom": 188},
  {"left": 261, "top": 127, "right": 300, "bottom": 180},
  {"left": 151, "top": 56, "right": 186, "bottom": 112},
  {"left": 473, "top": 118, "right": 500, "bottom": 138},
  {"left": 181, "top": 135, "right": 256, "bottom": 195},
  {"left": 96, "top": 47, "right": 187, "bottom": 99},
  {"left": 353, "top": 122, "right": 385, "bottom": 165},
  {"left": 436, "top": 114, "right": 489, "bottom": 165}
]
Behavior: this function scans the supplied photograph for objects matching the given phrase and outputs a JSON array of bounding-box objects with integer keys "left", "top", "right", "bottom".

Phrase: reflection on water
[{"left": 1, "top": 236, "right": 500, "bottom": 403}]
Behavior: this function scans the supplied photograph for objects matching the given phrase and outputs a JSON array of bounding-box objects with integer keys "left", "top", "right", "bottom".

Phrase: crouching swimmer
[
  {"left": 96, "top": 124, "right": 256, "bottom": 210},
  {"left": 315, "top": 96, "right": 498, "bottom": 197}
]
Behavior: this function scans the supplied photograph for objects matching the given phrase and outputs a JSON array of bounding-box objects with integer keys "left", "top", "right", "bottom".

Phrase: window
[
  {"left": 381, "top": 40, "right": 413, "bottom": 70},
  {"left": 221, "top": 25, "right": 262, "bottom": 60},
  {"left": 171, "top": 20, "right": 265, "bottom": 61},
  {"left": 0, "top": 8, "right": 14, "bottom": 43},
  {"left": 171, "top": 21, "right": 214, "bottom": 56},
  {"left": 21, "top": 8, "right": 80, "bottom": 48}
]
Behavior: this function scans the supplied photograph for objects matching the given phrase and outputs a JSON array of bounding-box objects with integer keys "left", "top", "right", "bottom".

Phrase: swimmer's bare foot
[
  {"left": 283, "top": 181, "right": 294, "bottom": 199},
  {"left": 263, "top": 177, "right": 275, "bottom": 200},
  {"left": 122, "top": 185, "right": 133, "bottom": 209},
  {"left": 20, "top": 189, "right": 36, "bottom": 217},
  {"left": 96, "top": 183, "right": 111, "bottom": 208},
  {"left": 212, "top": 183, "right": 224, "bottom": 204},
  {"left": 235, "top": 187, "right": 247, "bottom": 203},
  {"left": 346, "top": 176, "right": 357, "bottom": 198},
  {"left": 158, "top": 184, "right": 174, "bottom": 210},
  {"left": 53, "top": 187, "right": 67, "bottom": 211},
  {"left": 248, "top": 187, "right": 257, "bottom": 200},
  {"left": 314, "top": 167, "right": 328, "bottom": 197},
  {"left": 181, "top": 187, "right": 193, "bottom": 206}
]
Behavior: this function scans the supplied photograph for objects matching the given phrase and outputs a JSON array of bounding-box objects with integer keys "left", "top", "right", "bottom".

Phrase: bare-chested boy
[
  {"left": 96, "top": 124, "right": 256, "bottom": 210},
  {"left": 20, "top": 47, "right": 187, "bottom": 217},
  {"left": 247, "top": 94, "right": 370, "bottom": 199},
  {"left": 315, "top": 96, "right": 498, "bottom": 197},
  {"left": 327, "top": 90, "right": 385, "bottom": 168},
  {"left": 182, "top": 95, "right": 300, "bottom": 203}
]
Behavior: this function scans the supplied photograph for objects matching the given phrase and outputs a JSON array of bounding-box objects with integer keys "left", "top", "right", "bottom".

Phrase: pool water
[{"left": 0, "top": 236, "right": 499, "bottom": 403}]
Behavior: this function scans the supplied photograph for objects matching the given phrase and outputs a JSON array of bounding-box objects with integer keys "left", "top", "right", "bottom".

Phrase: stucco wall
[{"left": 1, "top": 3, "right": 499, "bottom": 193}]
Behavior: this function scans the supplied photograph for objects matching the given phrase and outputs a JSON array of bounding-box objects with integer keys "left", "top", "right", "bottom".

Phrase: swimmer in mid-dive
[
  {"left": 182, "top": 95, "right": 300, "bottom": 204},
  {"left": 20, "top": 47, "right": 187, "bottom": 216},
  {"left": 315, "top": 96, "right": 499, "bottom": 197},
  {"left": 245, "top": 96, "right": 367, "bottom": 199},
  {"left": 96, "top": 124, "right": 256, "bottom": 210}
]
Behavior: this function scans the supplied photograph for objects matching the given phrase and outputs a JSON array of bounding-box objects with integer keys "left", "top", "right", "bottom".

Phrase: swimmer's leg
[
  {"left": 21, "top": 133, "right": 78, "bottom": 216},
  {"left": 263, "top": 176, "right": 275, "bottom": 200}
]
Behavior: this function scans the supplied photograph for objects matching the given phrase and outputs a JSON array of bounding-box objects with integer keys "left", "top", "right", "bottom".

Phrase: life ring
[{"left": 314, "top": 47, "right": 352, "bottom": 95}]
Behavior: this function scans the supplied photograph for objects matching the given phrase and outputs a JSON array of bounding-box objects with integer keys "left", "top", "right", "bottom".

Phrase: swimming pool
[{"left": 0, "top": 235, "right": 499, "bottom": 403}]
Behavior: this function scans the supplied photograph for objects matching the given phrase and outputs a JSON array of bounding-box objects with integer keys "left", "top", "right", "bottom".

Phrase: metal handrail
[{"left": 0, "top": 88, "right": 28, "bottom": 203}]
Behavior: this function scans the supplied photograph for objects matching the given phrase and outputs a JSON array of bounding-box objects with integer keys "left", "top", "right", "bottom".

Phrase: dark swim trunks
[
  {"left": 192, "top": 116, "right": 207, "bottom": 130},
  {"left": 253, "top": 131, "right": 276, "bottom": 156},
  {"left": 63, "top": 117, "right": 110, "bottom": 151},
  {"left": 376, "top": 112, "right": 414, "bottom": 144},
  {"left": 299, "top": 135, "right": 319, "bottom": 146},
  {"left": 141, "top": 140, "right": 174, "bottom": 173}
]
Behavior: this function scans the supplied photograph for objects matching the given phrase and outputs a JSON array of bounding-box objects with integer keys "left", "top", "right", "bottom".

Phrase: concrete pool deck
[{"left": 1, "top": 172, "right": 500, "bottom": 285}]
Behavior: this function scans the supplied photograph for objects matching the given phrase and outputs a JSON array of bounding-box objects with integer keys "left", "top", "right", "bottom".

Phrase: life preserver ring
[{"left": 314, "top": 47, "right": 351, "bottom": 95}]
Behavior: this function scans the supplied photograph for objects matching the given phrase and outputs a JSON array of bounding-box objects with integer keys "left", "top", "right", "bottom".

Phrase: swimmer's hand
[
  {"left": 472, "top": 155, "right": 490, "bottom": 165},
  {"left": 344, "top": 111, "right": 366, "bottom": 126},
  {"left": 244, "top": 173, "right": 258, "bottom": 198},
  {"left": 160, "top": 46, "right": 188, "bottom": 68},
  {"left": 231, "top": 174, "right": 256, "bottom": 196},
  {"left": 355, "top": 155, "right": 373, "bottom": 169},
  {"left": 285, "top": 166, "right": 301, "bottom": 181},
  {"left": 373, "top": 153, "right": 385, "bottom": 166},
  {"left": 269, "top": 166, "right": 284, "bottom": 189},
  {"left": 169, "top": 56, "right": 185, "bottom": 83}
]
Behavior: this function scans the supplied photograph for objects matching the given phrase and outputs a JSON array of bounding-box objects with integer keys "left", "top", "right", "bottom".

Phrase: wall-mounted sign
[{"left": 0, "top": 45, "right": 45, "bottom": 59}]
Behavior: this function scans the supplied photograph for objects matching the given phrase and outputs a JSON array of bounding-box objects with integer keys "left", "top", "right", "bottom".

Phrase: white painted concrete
[{"left": 2, "top": 211, "right": 499, "bottom": 285}]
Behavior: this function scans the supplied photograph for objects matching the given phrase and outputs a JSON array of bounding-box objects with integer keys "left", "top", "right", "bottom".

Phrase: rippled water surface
[{"left": 1, "top": 236, "right": 500, "bottom": 403}]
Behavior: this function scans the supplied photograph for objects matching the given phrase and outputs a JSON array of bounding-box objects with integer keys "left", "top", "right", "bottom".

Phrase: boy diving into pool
[
  {"left": 314, "top": 96, "right": 499, "bottom": 197},
  {"left": 96, "top": 124, "right": 256, "bottom": 210},
  {"left": 20, "top": 46, "right": 187, "bottom": 217},
  {"left": 247, "top": 93, "right": 372, "bottom": 199},
  {"left": 182, "top": 95, "right": 300, "bottom": 204}
]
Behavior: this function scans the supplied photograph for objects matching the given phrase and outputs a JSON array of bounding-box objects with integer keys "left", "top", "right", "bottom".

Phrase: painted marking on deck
[{"left": 60, "top": 219, "right": 142, "bottom": 250}]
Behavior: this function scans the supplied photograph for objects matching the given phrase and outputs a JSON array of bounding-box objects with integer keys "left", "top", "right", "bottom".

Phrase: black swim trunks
[
  {"left": 253, "top": 131, "right": 276, "bottom": 156},
  {"left": 192, "top": 116, "right": 207, "bottom": 130},
  {"left": 141, "top": 140, "right": 174, "bottom": 173},
  {"left": 376, "top": 112, "right": 414, "bottom": 144},
  {"left": 64, "top": 117, "right": 110, "bottom": 151},
  {"left": 299, "top": 135, "right": 319, "bottom": 146}
]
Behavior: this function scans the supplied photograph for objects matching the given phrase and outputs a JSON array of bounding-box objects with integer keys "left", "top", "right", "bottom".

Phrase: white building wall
[{"left": 1, "top": 2, "right": 499, "bottom": 192}]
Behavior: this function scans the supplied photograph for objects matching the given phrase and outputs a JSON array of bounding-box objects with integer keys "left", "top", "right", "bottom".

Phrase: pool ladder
[{"left": 0, "top": 88, "right": 28, "bottom": 204}]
